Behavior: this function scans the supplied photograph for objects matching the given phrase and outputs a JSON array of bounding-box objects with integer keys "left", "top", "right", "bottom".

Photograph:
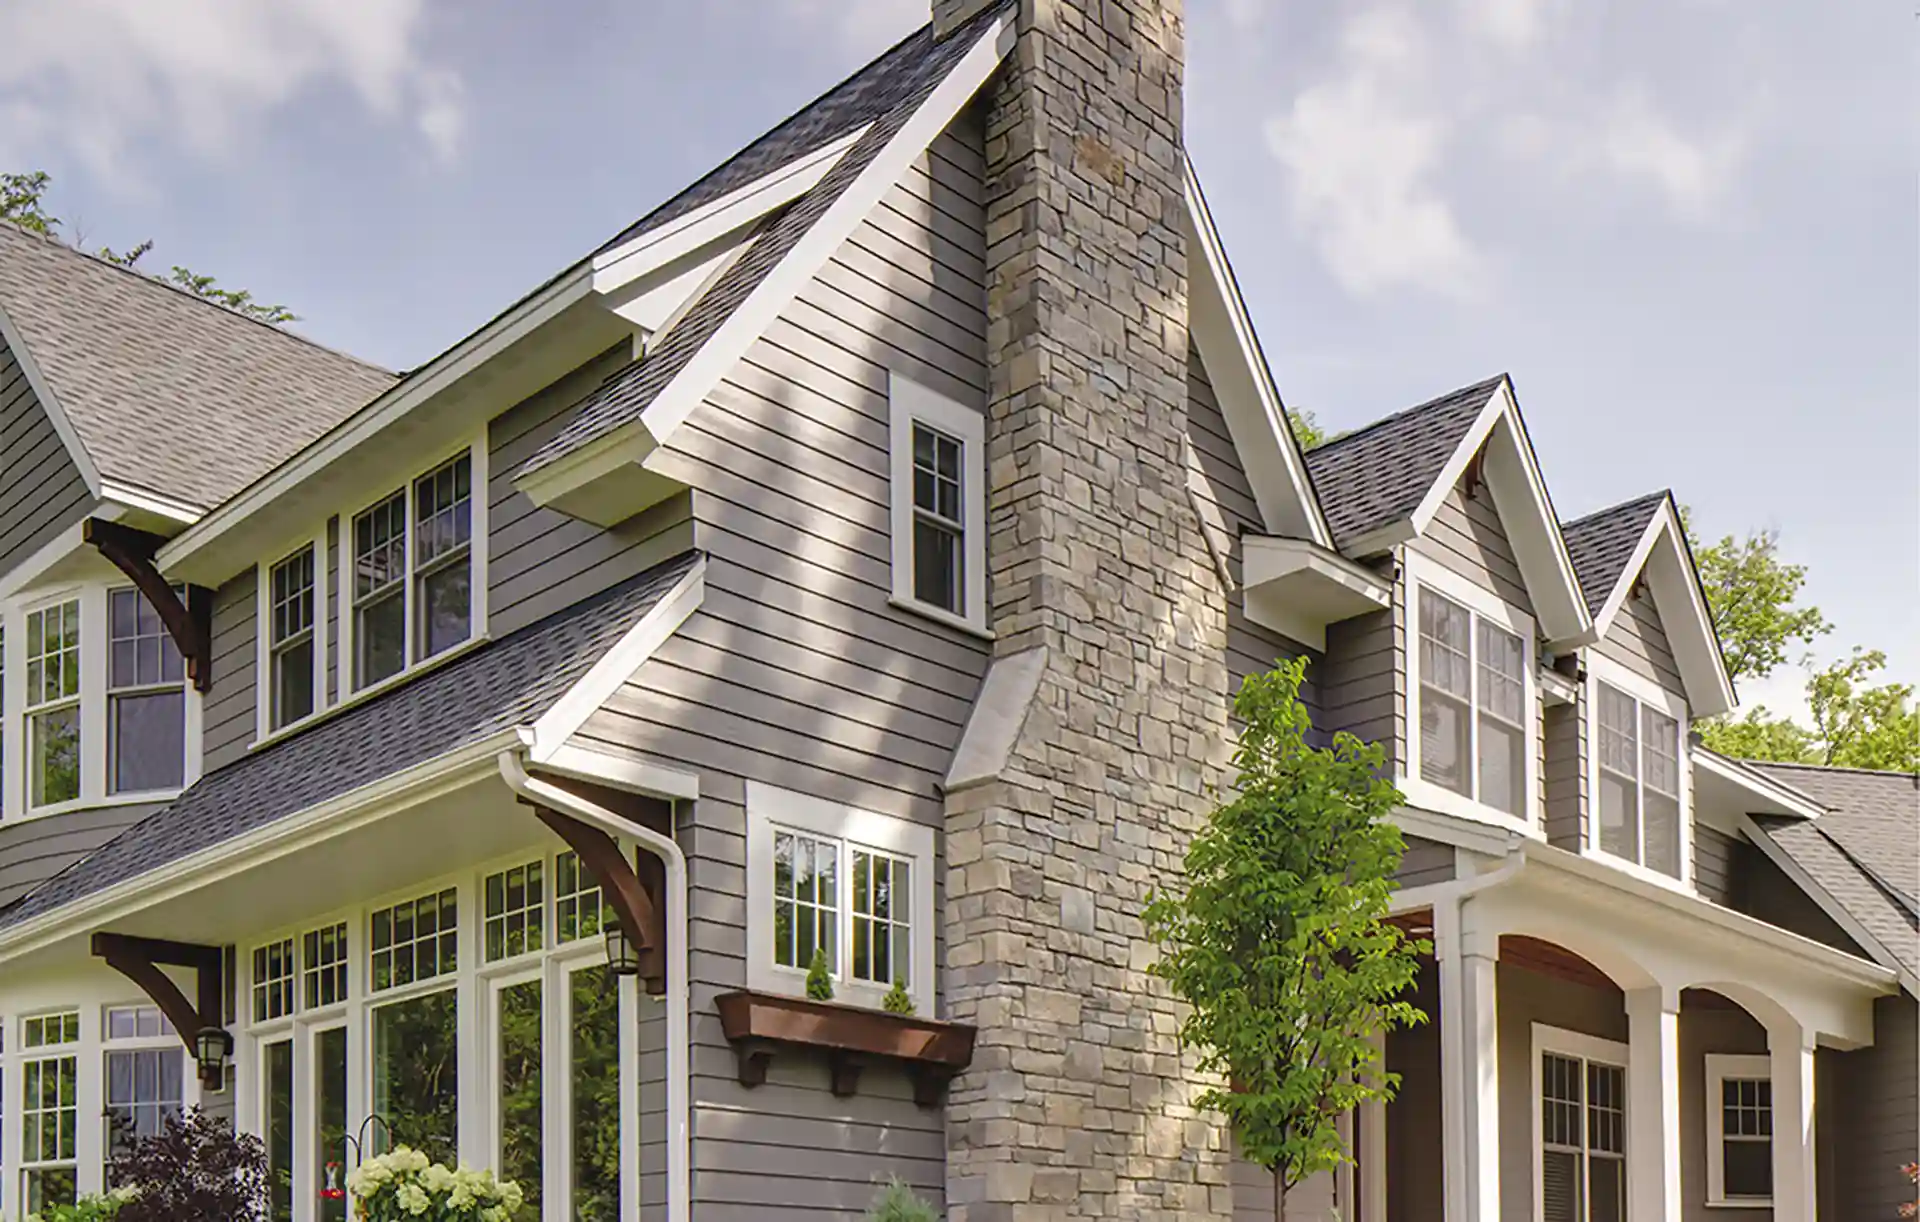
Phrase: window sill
[
  {"left": 1397, "top": 775, "right": 1537, "bottom": 835},
  {"left": 714, "top": 988, "right": 975, "bottom": 1107},
  {"left": 251, "top": 634, "right": 490, "bottom": 753},
  {"left": 887, "top": 595, "right": 993, "bottom": 642},
  {"left": 1584, "top": 846, "right": 1690, "bottom": 895},
  {"left": 1704, "top": 1200, "right": 1772, "bottom": 1210},
  {"left": 14, "top": 790, "right": 184, "bottom": 821}
]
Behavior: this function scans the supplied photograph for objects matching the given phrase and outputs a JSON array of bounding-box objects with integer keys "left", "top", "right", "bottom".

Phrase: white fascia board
[
  {"left": 1735, "top": 813, "right": 1918, "bottom": 996},
  {"left": 1409, "top": 377, "right": 1591, "bottom": 642},
  {"left": 1695, "top": 748, "right": 1827, "bottom": 821},
  {"left": 590, "top": 128, "right": 867, "bottom": 297},
  {"left": 100, "top": 481, "right": 204, "bottom": 526},
  {"left": 517, "top": 11, "right": 1017, "bottom": 515},
  {"left": 1183, "top": 158, "right": 1333, "bottom": 548},
  {"left": 1243, "top": 536, "right": 1391, "bottom": 605},
  {"left": 0, "top": 298, "right": 103, "bottom": 497},
  {"left": 1538, "top": 665, "right": 1579, "bottom": 707},
  {"left": 528, "top": 555, "right": 706, "bottom": 758},
  {"left": 157, "top": 262, "right": 596, "bottom": 575},
  {"left": 1241, "top": 535, "right": 1391, "bottom": 650},
  {"left": 0, "top": 731, "right": 517, "bottom": 966},
  {"left": 1583, "top": 501, "right": 1736, "bottom": 717}
]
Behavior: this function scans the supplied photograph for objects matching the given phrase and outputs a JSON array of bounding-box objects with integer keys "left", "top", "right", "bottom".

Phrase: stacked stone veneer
[{"left": 935, "top": 1, "right": 1234, "bottom": 1218}]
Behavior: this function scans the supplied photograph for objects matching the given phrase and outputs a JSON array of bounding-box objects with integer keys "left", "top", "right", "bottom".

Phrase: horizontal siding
[
  {"left": 0, "top": 803, "right": 159, "bottom": 906},
  {"left": 1496, "top": 963, "right": 1627, "bottom": 1222},
  {"left": 1677, "top": 999, "right": 1770, "bottom": 1222},
  {"left": 571, "top": 118, "right": 989, "bottom": 1218},
  {"left": 1594, "top": 592, "right": 1683, "bottom": 692},
  {"left": 1833, "top": 995, "right": 1919, "bottom": 1222},
  {"left": 1395, "top": 835, "right": 1456, "bottom": 888},
  {"left": 1693, "top": 824, "right": 1736, "bottom": 905},
  {"left": 0, "top": 337, "right": 94, "bottom": 575},
  {"left": 1727, "top": 840, "right": 1868, "bottom": 958},
  {"left": 1322, "top": 596, "right": 1401, "bottom": 771},
  {"left": 1408, "top": 476, "right": 1534, "bottom": 616},
  {"left": 201, "top": 565, "right": 259, "bottom": 772},
  {"left": 1543, "top": 692, "right": 1585, "bottom": 850}
]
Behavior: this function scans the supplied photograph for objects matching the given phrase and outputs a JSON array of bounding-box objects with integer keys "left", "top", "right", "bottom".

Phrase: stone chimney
[{"left": 941, "top": 0, "right": 1233, "bottom": 1219}]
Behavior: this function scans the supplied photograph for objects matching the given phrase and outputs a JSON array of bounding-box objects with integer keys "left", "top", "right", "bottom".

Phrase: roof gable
[
  {"left": 1304, "top": 375, "right": 1499, "bottom": 549},
  {"left": 0, "top": 223, "right": 394, "bottom": 514}
]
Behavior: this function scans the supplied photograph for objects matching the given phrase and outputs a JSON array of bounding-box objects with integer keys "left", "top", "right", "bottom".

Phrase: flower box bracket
[{"left": 713, "top": 990, "right": 976, "bottom": 1109}]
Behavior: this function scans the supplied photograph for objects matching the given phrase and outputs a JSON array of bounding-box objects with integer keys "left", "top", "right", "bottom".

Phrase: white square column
[
  {"left": 1626, "top": 986, "right": 1682, "bottom": 1222},
  {"left": 1770, "top": 1026, "right": 1818, "bottom": 1222},
  {"left": 1435, "top": 898, "right": 1500, "bottom": 1222}
]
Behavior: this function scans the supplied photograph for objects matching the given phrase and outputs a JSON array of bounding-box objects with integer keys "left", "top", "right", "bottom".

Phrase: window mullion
[
  {"left": 1466, "top": 611, "right": 1480, "bottom": 803},
  {"left": 402, "top": 485, "right": 418, "bottom": 671}
]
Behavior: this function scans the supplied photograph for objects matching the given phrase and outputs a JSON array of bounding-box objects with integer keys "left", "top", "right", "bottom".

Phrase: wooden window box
[{"left": 714, "top": 989, "right": 976, "bottom": 1108}]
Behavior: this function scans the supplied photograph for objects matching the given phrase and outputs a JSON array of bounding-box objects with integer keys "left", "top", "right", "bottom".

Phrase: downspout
[{"left": 498, "top": 750, "right": 691, "bottom": 1222}]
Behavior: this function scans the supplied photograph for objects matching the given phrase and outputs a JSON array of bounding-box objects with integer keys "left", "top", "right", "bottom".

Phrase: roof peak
[
  {"left": 1563, "top": 488, "right": 1671, "bottom": 530},
  {"left": 1308, "top": 372, "right": 1508, "bottom": 458}
]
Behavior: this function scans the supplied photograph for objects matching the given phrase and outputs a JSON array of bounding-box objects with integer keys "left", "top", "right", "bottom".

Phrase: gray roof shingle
[
  {"left": 0, "top": 551, "right": 698, "bottom": 930},
  {"left": 1303, "top": 375, "right": 1505, "bottom": 550},
  {"left": 1561, "top": 491, "right": 1668, "bottom": 616},
  {"left": 0, "top": 223, "right": 395, "bottom": 512},
  {"left": 1751, "top": 763, "right": 1919, "bottom": 982},
  {"left": 520, "top": 6, "right": 1005, "bottom": 482}
]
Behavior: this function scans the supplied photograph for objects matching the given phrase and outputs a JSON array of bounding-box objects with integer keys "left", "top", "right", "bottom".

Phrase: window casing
[
  {"left": 24, "top": 599, "right": 81, "bottom": 810},
  {"left": 101, "top": 1006, "right": 184, "bottom": 1170},
  {"left": 1533, "top": 1026, "right": 1629, "bottom": 1222},
  {"left": 19, "top": 1009, "right": 80, "bottom": 1214},
  {"left": 1403, "top": 556, "right": 1538, "bottom": 828},
  {"left": 888, "top": 372, "right": 988, "bottom": 634},
  {"left": 746, "top": 781, "right": 937, "bottom": 1013},
  {"left": 342, "top": 446, "right": 486, "bottom": 697},
  {"left": 1705, "top": 1054, "right": 1773, "bottom": 1206},
  {"left": 1588, "top": 658, "right": 1690, "bottom": 885},
  {"left": 106, "top": 587, "right": 186, "bottom": 795},
  {"left": 267, "top": 544, "right": 320, "bottom": 732}
]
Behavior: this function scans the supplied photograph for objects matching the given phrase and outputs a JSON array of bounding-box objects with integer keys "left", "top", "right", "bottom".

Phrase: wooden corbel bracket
[
  {"left": 83, "top": 518, "right": 212, "bottom": 692},
  {"left": 91, "top": 932, "right": 229, "bottom": 1089},
  {"left": 528, "top": 803, "right": 668, "bottom": 995}
]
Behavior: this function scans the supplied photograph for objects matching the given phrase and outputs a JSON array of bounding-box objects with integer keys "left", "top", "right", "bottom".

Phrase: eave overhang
[
  {"left": 1694, "top": 748, "right": 1828, "bottom": 823},
  {"left": 1241, "top": 535, "right": 1391, "bottom": 651}
]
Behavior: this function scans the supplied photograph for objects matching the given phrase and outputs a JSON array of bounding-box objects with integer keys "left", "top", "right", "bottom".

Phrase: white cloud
[
  {"left": 1459, "top": 0, "right": 1551, "bottom": 51},
  {"left": 0, "top": 0, "right": 464, "bottom": 176},
  {"left": 1263, "top": 8, "right": 1486, "bottom": 298},
  {"left": 1584, "top": 86, "right": 1747, "bottom": 220}
]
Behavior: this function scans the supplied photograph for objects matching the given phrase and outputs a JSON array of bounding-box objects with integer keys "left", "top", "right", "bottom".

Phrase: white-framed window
[
  {"left": 745, "top": 781, "right": 937, "bottom": 1013},
  {"left": 483, "top": 858, "right": 546, "bottom": 962},
  {"left": 1403, "top": 554, "right": 1538, "bottom": 828},
  {"left": 1705, "top": 1054, "right": 1773, "bottom": 1207},
  {"left": 19, "top": 1008, "right": 80, "bottom": 1214},
  {"left": 101, "top": 1004, "right": 185, "bottom": 1169},
  {"left": 24, "top": 598, "right": 82, "bottom": 810},
  {"left": 1532, "top": 1025, "right": 1628, "bottom": 1222},
  {"left": 553, "top": 851, "right": 603, "bottom": 945},
  {"left": 253, "top": 938, "right": 297, "bottom": 1024},
  {"left": 369, "top": 886, "right": 458, "bottom": 993},
  {"left": 887, "top": 372, "right": 988, "bottom": 635},
  {"left": 302, "top": 921, "right": 349, "bottom": 1011},
  {"left": 341, "top": 443, "right": 487, "bottom": 696},
  {"left": 106, "top": 586, "right": 186, "bottom": 796},
  {"left": 264, "top": 541, "right": 322, "bottom": 733},
  {"left": 1587, "top": 657, "right": 1690, "bottom": 884}
]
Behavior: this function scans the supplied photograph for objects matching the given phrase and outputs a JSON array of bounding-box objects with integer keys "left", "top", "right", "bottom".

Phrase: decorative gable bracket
[
  {"left": 84, "top": 518, "right": 212, "bottom": 692},
  {"left": 526, "top": 800, "right": 668, "bottom": 995},
  {"left": 92, "top": 932, "right": 229, "bottom": 1089}
]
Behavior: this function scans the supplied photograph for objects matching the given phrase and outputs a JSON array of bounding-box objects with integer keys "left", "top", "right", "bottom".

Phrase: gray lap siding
[
  {"left": 0, "top": 338, "right": 94, "bottom": 576},
  {"left": 0, "top": 801, "right": 160, "bottom": 906},
  {"left": 201, "top": 565, "right": 259, "bottom": 772}
]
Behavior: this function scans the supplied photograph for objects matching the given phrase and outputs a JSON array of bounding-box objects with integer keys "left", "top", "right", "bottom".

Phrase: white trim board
[{"left": 0, "top": 297, "right": 104, "bottom": 500}]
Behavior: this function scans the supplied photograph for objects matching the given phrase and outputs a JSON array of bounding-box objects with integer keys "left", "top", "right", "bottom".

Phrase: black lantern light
[
  {"left": 194, "top": 1025, "right": 233, "bottom": 1088},
  {"left": 604, "top": 919, "right": 641, "bottom": 978}
]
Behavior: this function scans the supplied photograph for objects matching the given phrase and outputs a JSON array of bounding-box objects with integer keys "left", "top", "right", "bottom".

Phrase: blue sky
[{"left": 2, "top": 0, "right": 1911, "bottom": 713}]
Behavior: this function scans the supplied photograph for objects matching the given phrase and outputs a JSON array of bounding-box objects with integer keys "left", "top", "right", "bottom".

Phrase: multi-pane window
[
  {"left": 772, "top": 830, "right": 838, "bottom": 972},
  {"left": 555, "top": 851, "right": 604, "bottom": 945},
  {"left": 485, "top": 859, "right": 545, "bottom": 961},
  {"left": 850, "top": 847, "right": 911, "bottom": 989},
  {"left": 369, "top": 888, "right": 458, "bottom": 991},
  {"left": 1596, "top": 681, "right": 1685, "bottom": 879},
  {"left": 1540, "top": 1050, "right": 1627, "bottom": 1222},
  {"left": 1418, "top": 588, "right": 1529, "bottom": 817},
  {"left": 269, "top": 546, "right": 318, "bottom": 730},
  {"left": 21, "top": 1051, "right": 78, "bottom": 1213},
  {"left": 910, "top": 423, "right": 965, "bottom": 615},
  {"left": 104, "top": 1047, "right": 184, "bottom": 1157},
  {"left": 107, "top": 587, "right": 186, "bottom": 794},
  {"left": 24, "top": 1011, "right": 79, "bottom": 1049},
  {"left": 1707, "top": 1056, "right": 1773, "bottom": 1204},
  {"left": 102, "top": 1006, "right": 172, "bottom": 1041},
  {"left": 254, "top": 939, "right": 297, "bottom": 1023},
  {"left": 351, "top": 453, "right": 475, "bottom": 692},
  {"left": 303, "top": 922, "right": 349, "bottom": 1009},
  {"left": 25, "top": 600, "right": 81, "bottom": 808}
]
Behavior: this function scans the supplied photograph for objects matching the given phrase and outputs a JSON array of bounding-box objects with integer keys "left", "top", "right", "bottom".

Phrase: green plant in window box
[
  {"left": 805, "top": 946, "right": 834, "bottom": 1001},
  {"left": 882, "top": 976, "right": 915, "bottom": 1015}
]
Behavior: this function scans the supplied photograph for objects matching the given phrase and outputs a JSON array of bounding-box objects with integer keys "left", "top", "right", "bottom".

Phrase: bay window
[
  {"left": 1408, "top": 562, "right": 1536, "bottom": 825},
  {"left": 1592, "top": 665, "right": 1688, "bottom": 882},
  {"left": 25, "top": 599, "right": 81, "bottom": 809},
  {"left": 347, "top": 448, "right": 480, "bottom": 694},
  {"left": 106, "top": 587, "right": 186, "bottom": 794}
]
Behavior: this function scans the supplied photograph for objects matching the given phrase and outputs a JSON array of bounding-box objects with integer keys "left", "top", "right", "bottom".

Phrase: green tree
[
  {"left": 1698, "top": 708, "right": 1815, "bottom": 765},
  {"left": 2, "top": 169, "right": 296, "bottom": 324},
  {"left": 1290, "top": 408, "right": 1328, "bottom": 452},
  {"left": 1144, "top": 657, "right": 1428, "bottom": 1219},
  {"left": 1686, "top": 518, "right": 1830, "bottom": 686},
  {"left": 1807, "top": 649, "right": 1919, "bottom": 771}
]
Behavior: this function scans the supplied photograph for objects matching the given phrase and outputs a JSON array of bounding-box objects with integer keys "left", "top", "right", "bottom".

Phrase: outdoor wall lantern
[
  {"left": 195, "top": 1025, "right": 234, "bottom": 1087},
  {"left": 604, "top": 920, "right": 641, "bottom": 978}
]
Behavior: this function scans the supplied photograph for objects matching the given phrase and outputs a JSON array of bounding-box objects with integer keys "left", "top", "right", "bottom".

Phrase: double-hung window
[
  {"left": 25, "top": 599, "right": 81, "bottom": 809},
  {"left": 268, "top": 545, "right": 318, "bottom": 730},
  {"left": 888, "top": 372, "right": 987, "bottom": 633},
  {"left": 106, "top": 588, "right": 186, "bottom": 794},
  {"left": 746, "top": 782, "right": 936, "bottom": 1012},
  {"left": 1410, "top": 565, "right": 1534, "bottom": 823},
  {"left": 1536, "top": 1029, "right": 1628, "bottom": 1222},
  {"left": 348, "top": 448, "right": 479, "bottom": 693},
  {"left": 1705, "top": 1055, "right": 1773, "bottom": 1206},
  {"left": 20, "top": 1010, "right": 80, "bottom": 1214},
  {"left": 1592, "top": 665, "right": 1687, "bottom": 881},
  {"left": 102, "top": 1005, "right": 184, "bottom": 1167}
]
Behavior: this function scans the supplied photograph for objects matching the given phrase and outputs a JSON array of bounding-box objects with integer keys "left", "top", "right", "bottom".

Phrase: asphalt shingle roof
[
  {"left": 1303, "top": 375, "right": 1505, "bottom": 550},
  {"left": 0, "top": 223, "right": 395, "bottom": 512},
  {"left": 1751, "top": 762, "right": 1919, "bottom": 982},
  {"left": 1561, "top": 491, "right": 1668, "bottom": 616},
  {"left": 520, "top": 5, "right": 1006, "bottom": 482},
  {"left": 0, "top": 552, "right": 698, "bottom": 930}
]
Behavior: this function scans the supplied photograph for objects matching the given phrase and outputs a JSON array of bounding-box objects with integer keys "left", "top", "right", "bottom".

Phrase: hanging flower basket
[{"left": 347, "top": 1147, "right": 525, "bottom": 1221}]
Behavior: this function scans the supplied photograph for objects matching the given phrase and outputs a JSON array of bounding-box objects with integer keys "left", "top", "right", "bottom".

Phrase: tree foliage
[
  {"left": 104, "top": 1108, "right": 268, "bottom": 1222},
  {"left": 1687, "top": 518, "right": 1831, "bottom": 685},
  {"left": 1, "top": 169, "right": 296, "bottom": 324},
  {"left": 1289, "top": 408, "right": 1328, "bottom": 452},
  {"left": 1144, "top": 657, "right": 1427, "bottom": 1204}
]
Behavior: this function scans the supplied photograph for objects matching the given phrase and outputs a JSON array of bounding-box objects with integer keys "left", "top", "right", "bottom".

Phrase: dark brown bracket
[
  {"left": 92, "top": 933, "right": 228, "bottom": 1089},
  {"left": 529, "top": 803, "right": 667, "bottom": 995},
  {"left": 83, "top": 518, "right": 212, "bottom": 692},
  {"left": 1462, "top": 448, "right": 1487, "bottom": 501}
]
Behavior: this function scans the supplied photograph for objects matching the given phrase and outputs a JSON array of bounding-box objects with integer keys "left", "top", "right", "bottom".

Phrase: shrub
[
  {"left": 806, "top": 947, "right": 834, "bottom": 1001},
  {"left": 104, "top": 1108, "right": 268, "bottom": 1222},
  {"left": 866, "top": 1177, "right": 939, "bottom": 1221},
  {"left": 882, "top": 977, "right": 915, "bottom": 1015},
  {"left": 28, "top": 1187, "right": 136, "bottom": 1222},
  {"left": 348, "top": 1146, "right": 524, "bottom": 1221}
]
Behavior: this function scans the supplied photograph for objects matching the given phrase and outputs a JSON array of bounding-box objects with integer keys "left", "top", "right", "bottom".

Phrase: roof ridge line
[
  {"left": 1562, "top": 488, "right": 1671, "bottom": 529},
  {"left": 1753, "top": 759, "right": 1920, "bottom": 781},
  {"left": 1306, "top": 372, "right": 1508, "bottom": 459}
]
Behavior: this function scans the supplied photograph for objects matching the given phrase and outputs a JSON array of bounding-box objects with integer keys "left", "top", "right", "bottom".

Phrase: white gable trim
[
  {"left": 1695, "top": 749, "right": 1826, "bottom": 821},
  {"left": 1407, "top": 377, "right": 1591, "bottom": 642},
  {"left": 1182, "top": 159, "right": 1332, "bottom": 547},
  {"left": 527, "top": 555, "right": 706, "bottom": 759},
  {"left": 514, "top": 12, "right": 1018, "bottom": 517},
  {"left": 0, "top": 298, "right": 103, "bottom": 499},
  {"left": 1736, "top": 813, "right": 1919, "bottom": 996},
  {"left": 1584, "top": 498, "right": 1736, "bottom": 717}
]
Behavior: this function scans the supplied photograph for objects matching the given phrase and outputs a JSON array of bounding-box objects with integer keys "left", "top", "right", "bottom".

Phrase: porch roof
[{"left": 0, "top": 550, "right": 698, "bottom": 932}]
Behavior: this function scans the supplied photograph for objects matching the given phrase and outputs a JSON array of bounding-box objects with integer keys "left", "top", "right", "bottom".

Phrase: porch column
[
  {"left": 1359, "top": 1033, "right": 1387, "bottom": 1222},
  {"left": 1625, "top": 985, "right": 1682, "bottom": 1222},
  {"left": 1435, "top": 898, "right": 1499, "bottom": 1222},
  {"left": 1769, "top": 1024, "right": 1818, "bottom": 1222}
]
